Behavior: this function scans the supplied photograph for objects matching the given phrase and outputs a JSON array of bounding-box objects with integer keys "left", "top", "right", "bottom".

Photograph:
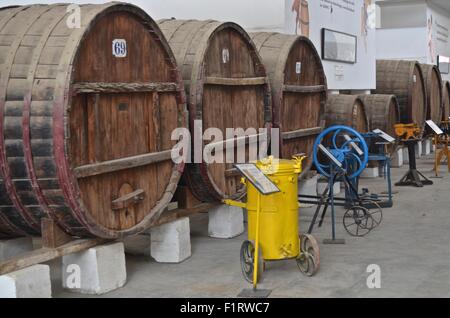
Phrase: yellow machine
[
  {"left": 224, "top": 156, "right": 320, "bottom": 288},
  {"left": 433, "top": 121, "right": 450, "bottom": 177},
  {"left": 394, "top": 123, "right": 421, "bottom": 141},
  {"left": 394, "top": 123, "right": 433, "bottom": 187}
]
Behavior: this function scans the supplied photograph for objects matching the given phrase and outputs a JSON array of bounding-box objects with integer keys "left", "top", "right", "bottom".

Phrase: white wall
[
  {"left": 427, "top": 3, "right": 450, "bottom": 80},
  {"left": 376, "top": 0, "right": 450, "bottom": 81},
  {"left": 376, "top": 27, "right": 428, "bottom": 62},
  {"left": 379, "top": 2, "right": 426, "bottom": 28},
  {"left": 285, "top": 0, "right": 377, "bottom": 90}
]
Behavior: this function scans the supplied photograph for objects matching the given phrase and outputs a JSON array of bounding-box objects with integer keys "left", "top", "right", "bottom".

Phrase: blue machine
[{"left": 299, "top": 126, "right": 384, "bottom": 243}]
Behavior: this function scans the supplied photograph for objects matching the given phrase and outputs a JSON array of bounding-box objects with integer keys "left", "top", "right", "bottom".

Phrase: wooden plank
[
  {"left": 152, "top": 203, "right": 217, "bottom": 227},
  {"left": 74, "top": 150, "right": 173, "bottom": 179},
  {"left": 0, "top": 239, "right": 109, "bottom": 275},
  {"left": 204, "top": 133, "right": 267, "bottom": 153},
  {"left": 282, "top": 127, "right": 323, "bottom": 140},
  {"left": 283, "top": 85, "right": 326, "bottom": 94},
  {"left": 111, "top": 189, "right": 145, "bottom": 211},
  {"left": 41, "top": 218, "right": 73, "bottom": 249},
  {"left": 72, "top": 82, "right": 179, "bottom": 94},
  {"left": 205, "top": 77, "right": 267, "bottom": 86}
]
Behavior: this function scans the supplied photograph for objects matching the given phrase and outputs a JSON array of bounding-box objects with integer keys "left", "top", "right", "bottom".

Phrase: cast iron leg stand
[{"left": 396, "top": 140, "right": 433, "bottom": 187}]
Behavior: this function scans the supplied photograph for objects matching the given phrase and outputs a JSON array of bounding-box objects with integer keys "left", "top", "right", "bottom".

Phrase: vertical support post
[
  {"left": 253, "top": 192, "right": 262, "bottom": 291},
  {"left": 329, "top": 173, "right": 336, "bottom": 241}
]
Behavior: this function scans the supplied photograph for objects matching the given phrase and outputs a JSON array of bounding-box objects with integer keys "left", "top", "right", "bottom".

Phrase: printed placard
[
  {"left": 113, "top": 39, "right": 127, "bottom": 58},
  {"left": 426, "top": 120, "right": 444, "bottom": 135},
  {"left": 296, "top": 62, "right": 302, "bottom": 74},
  {"left": 373, "top": 129, "right": 396, "bottom": 143},
  {"left": 222, "top": 48, "right": 230, "bottom": 64},
  {"left": 235, "top": 164, "right": 280, "bottom": 195}
]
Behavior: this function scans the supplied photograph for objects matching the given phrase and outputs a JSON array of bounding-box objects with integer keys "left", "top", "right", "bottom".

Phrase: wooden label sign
[{"left": 235, "top": 164, "right": 280, "bottom": 195}]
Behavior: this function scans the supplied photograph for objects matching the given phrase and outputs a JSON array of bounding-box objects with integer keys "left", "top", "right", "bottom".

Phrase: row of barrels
[
  {"left": 325, "top": 60, "right": 450, "bottom": 137},
  {"left": 0, "top": 3, "right": 328, "bottom": 239},
  {"left": 0, "top": 4, "right": 448, "bottom": 240}
]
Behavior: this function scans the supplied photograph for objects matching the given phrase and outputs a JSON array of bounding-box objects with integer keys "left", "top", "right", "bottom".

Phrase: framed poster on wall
[
  {"left": 321, "top": 28, "right": 357, "bottom": 64},
  {"left": 438, "top": 55, "right": 450, "bottom": 75}
]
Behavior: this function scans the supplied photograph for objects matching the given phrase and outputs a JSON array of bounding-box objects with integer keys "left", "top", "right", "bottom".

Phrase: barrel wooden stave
[
  {"left": 325, "top": 95, "right": 369, "bottom": 132},
  {"left": 0, "top": 4, "right": 186, "bottom": 238},
  {"left": 442, "top": 81, "right": 450, "bottom": 120},
  {"left": 158, "top": 19, "right": 272, "bottom": 202},
  {"left": 420, "top": 63, "right": 443, "bottom": 124},
  {"left": 374, "top": 60, "right": 427, "bottom": 128},
  {"left": 250, "top": 32, "right": 326, "bottom": 177}
]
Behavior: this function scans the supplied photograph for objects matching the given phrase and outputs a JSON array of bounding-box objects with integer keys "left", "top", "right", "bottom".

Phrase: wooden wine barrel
[
  {"left": 158, "top": 19, "right": 272, "bottom": 202},
  {"left": 374, "top": 60, "right": 427, "bottom": 128},
  {"left": 250, "top": 32, "right": 326, "bottom": 176},
  {"left": 442, "top": 81, "right": 450, "bottom": 120},
  {"left": 359, "top": 94, "right": 400, "bottom": 154},
  {"left": 0, "top": 4, "right": 187, "bottom": 238},
  {"left": 358, "top": 95, "right": 400, "bottom": 138},
  {"left": 325, "top": 95, "right": 369, "bottom": 132},
  {"left": 420, "top": 64, "right": 443, "bottom": 123}
]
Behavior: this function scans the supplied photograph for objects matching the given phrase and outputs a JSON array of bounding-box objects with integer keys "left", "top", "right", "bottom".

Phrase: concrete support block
[
  {"left": 415, "top": 142, "right": 423, "bottom": 159},
  {"left": 361, "top": 167, "right": 380, "bottom": 179},
  {"left": 62, "top": 242, "right": 126, "bottom": 295},
  {"left": 298, "top": 175, "right": 319, "bottom": 196},
  {"left": 208, "top": 205, "right": 244, "bottom": 239},
  {"left": 0, "top": 265, "right": 51, "bottom": 298},
  {"left": 422, "top": 139, "right": 431, "bottom": 155},
  {"left": 390, "top": 148, "right": 404, "bottom": 168},
  {"left": 150, "top": 218, "right": 191, "bottom": 263},
  {"left": 0, "top": 237, "right": 33, "bottom": 262}
]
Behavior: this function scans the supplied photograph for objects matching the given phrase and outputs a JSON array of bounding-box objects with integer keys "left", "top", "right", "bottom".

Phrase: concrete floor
[{"left": 50, "top": 154, "right": 450, "bottom": 298}]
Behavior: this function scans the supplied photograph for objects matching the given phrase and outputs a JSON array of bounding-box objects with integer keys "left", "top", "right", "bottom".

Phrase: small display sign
[
  {"left": 426, "top": 120, "right": 444, "bottom": 135},
  {"left": 234, "top": 164, "right": 280, "bottom": 195},
  {"left": 296, "top": 62, "right": 302, "bottom": 74},
  {"left": 373, "top": 129, "right": 396, "bottom": 143},
  {"left": 112, "top": 39, "right": 127, "bottom": 58}
]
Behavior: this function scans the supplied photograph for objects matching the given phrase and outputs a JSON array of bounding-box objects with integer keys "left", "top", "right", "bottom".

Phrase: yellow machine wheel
[
  {"left": 240, "top": 241, "right": 264, "bottom": 284},
  {"left": 298, "top": 234, "right": 320, "bottom": 277}
]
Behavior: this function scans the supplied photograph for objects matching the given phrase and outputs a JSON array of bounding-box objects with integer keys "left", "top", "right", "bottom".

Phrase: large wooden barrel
[
  {"left": 442, "top": 81, "right": 450, "bottom": 120},
  {"left": 0, "top": 4, "right": 187, "bottom": 238},
  {"left": 374, "top": 60, "right": 427, "bottom": 128},
  {"left": 358, "top": 95, "right": 400, "bottom": 137},
  {"left": 325, "top": 95, "right": 369, "bottom": 132},
  {"left": 359, "top": 94, "right": 400, "bottom": 154},
  {"left": 250, "top": 32, "right": 326, "bottom": 176},
  {"left": 158, "top": 19, "right": 272, "bottom": 202},
  {"left": 420, "top": 64, "right": 443, "bottom": 123}
]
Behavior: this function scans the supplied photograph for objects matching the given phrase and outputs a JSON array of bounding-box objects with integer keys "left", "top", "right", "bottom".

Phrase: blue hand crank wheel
[{"left": 313, "top": 125, "right": 369, "bottom": 180}]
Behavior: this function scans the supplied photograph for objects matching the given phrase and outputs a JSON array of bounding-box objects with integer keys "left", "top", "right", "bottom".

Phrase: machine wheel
[
  {"left": 297, "top": 252, "right": 317, "bottom": 277},
  {"left": 362, "top": 200, "right": 383, "bottom": 229},
  {"left": 240, "top": 241, "right": 264, "bottom": 284},
  {"left": 300, "top": 234, "right": 321, "bottom": 270},
  {"left": 343, "top": 206, "right": 374, "bottom": 237}
]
